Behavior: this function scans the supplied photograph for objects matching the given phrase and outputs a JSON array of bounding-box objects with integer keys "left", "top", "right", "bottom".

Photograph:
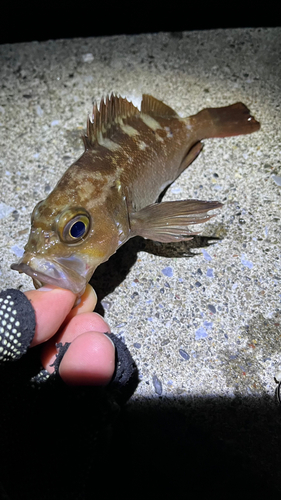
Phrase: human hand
[{"left": 23, "top": 284, "right": 115, "bottom": 386}]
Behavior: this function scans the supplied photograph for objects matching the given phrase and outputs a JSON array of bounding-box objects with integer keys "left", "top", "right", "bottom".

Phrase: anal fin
[
  {"left": 178, "top": 141, "right": 203, "bottom": 175},
  {"left": 130, "top": 199, "right": 222, "bottom": 243}
]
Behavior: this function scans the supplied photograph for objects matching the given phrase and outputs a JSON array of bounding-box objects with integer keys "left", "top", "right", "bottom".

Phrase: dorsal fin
[
  {"left": 83, "top": 93, "right": 140, "bottom": 149},
  {"left": 141, "top": 94, "right": 178, "bottom": 118}
]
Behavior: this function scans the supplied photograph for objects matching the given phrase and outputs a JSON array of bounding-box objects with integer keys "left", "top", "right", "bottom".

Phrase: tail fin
[{"left": 190, "top": 102, "right": 260, "bottom": 140}]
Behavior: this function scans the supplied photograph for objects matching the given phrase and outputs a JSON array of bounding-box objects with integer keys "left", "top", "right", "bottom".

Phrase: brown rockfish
[{"left": 11, "top": 94, "right": 260, "bottom": 295}]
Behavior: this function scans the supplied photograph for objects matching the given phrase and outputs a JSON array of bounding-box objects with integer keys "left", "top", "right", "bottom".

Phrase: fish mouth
[{"left": 11, "top": 254, "right": 90, "bottom": 296}]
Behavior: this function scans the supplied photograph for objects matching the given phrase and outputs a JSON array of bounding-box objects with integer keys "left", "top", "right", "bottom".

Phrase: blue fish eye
[
  {"left": 58, "top": 209, "right": 90, "bottom": 244},
  {"left": 70, "top": 220, "right": 86, "bottom": 238}
]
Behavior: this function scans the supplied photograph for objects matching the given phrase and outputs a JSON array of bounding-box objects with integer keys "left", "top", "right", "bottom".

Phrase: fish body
[{"left": 11, "top": 94, "right": 260, "bottom": 295}]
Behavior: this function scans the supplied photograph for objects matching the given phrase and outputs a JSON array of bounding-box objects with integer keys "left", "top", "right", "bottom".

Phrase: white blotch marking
[
  {"left": 141, "top": 114, "right": 162, "bottom": 131},
  {"left": 120, "top": 123, "right": 140, "bottom": 137},
  {"left": 155, "top": 133, "right": 164, "bottom": 142},
  {"left": 138, "top": 141, "right": 147, "bottom": 150},
  {"left": 185, "top": 119, "right": 192, "bottom": 131},
  {"left": 164, "top": 126, "right": 173, "bottom": 138},
  {"left": 98, "top": 136, "right": 121, "bottom": 151}
]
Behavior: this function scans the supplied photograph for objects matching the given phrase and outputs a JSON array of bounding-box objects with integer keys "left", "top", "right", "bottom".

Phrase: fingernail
[
  {"left": 103, "top": 333, "right": 116, "bottom": 349},
  {"left": 37, "top": 286, "right": 56, "bottom": 292}
]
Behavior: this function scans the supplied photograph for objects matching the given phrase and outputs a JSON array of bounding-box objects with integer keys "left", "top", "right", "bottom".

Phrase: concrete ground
[{"left": 0, "top": 28, "right": 281, "bottom": 498}]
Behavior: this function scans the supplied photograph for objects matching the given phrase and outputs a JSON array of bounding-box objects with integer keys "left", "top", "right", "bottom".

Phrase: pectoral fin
[{"left": 130, "top": 199, "right": 222, "bottom": 243}]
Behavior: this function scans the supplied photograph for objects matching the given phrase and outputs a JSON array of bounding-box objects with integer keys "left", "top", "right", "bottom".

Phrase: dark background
[
  {"left": 1, "top": 353, "right": 281, "bottom": 499},
  {"left": 1, "top": 1, "right": 278, "bottom": 45}
]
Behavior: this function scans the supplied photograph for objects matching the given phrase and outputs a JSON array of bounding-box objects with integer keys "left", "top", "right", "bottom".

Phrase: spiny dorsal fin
[
  {"left": 84, "top": 93, "right": 140, "bottom": 149},
  {"left": 141, "top": 94, "right": 178, "bottom": 118}
]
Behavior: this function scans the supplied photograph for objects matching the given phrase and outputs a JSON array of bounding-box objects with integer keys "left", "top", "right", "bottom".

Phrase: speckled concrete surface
[
  {"left": 1, "top": 27, "right": 280, "bottom": 399},
  {"left": 1, "top": 28, "right": 281, "bottom": 496}
]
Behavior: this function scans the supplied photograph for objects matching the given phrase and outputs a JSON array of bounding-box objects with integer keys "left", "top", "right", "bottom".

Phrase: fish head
[{"left": 11, "top": 162, "right": 128, "bottom": 295}]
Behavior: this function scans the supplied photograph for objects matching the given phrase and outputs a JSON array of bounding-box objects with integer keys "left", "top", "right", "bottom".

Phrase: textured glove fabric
[{"left": 0, "top": 288, "right": 36, "bottom": 362}]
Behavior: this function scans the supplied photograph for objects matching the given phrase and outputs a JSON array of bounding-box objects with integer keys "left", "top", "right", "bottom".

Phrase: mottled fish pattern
[{"left": 11, "top": 94, "right": 260, "bottom": 294}]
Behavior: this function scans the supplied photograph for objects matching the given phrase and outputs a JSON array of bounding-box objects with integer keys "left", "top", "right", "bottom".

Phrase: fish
[{"left": 11, "top": 94, "right": 260, "bottom": 295}]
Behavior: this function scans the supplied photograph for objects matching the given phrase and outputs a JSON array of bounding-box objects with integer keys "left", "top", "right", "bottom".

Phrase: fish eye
[
  {"left": 57, "top": 208, "right": 91, "bottom": 244},
  {"left": 63, "top": 215, "right": 90, "bottom": 241}
]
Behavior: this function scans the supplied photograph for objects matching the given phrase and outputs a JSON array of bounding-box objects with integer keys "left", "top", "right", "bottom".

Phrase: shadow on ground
[
  {"left": 90, "top": 234, "right": 220, "bottom": 315},
  {"left": 1, "top": 355, "right": 280, "bottom": 499}
]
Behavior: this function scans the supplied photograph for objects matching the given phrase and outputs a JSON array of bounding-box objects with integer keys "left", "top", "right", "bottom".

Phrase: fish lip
[{"left": 11, "top": 256, "right": 88, "bottom": 296}]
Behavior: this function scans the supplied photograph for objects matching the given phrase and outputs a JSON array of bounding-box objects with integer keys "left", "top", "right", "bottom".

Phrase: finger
[
  {"left": 65, "top": 284, "right": 97, "bottom": 321},
  {"left": 41, "top": 311, "right": 111, "bottom": 372},
  {"left": 59, "top": 332, "right": 115, "bottom": 386},
  {"left": 24, "top": 286, "right": 76, "bottom": 346}
]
